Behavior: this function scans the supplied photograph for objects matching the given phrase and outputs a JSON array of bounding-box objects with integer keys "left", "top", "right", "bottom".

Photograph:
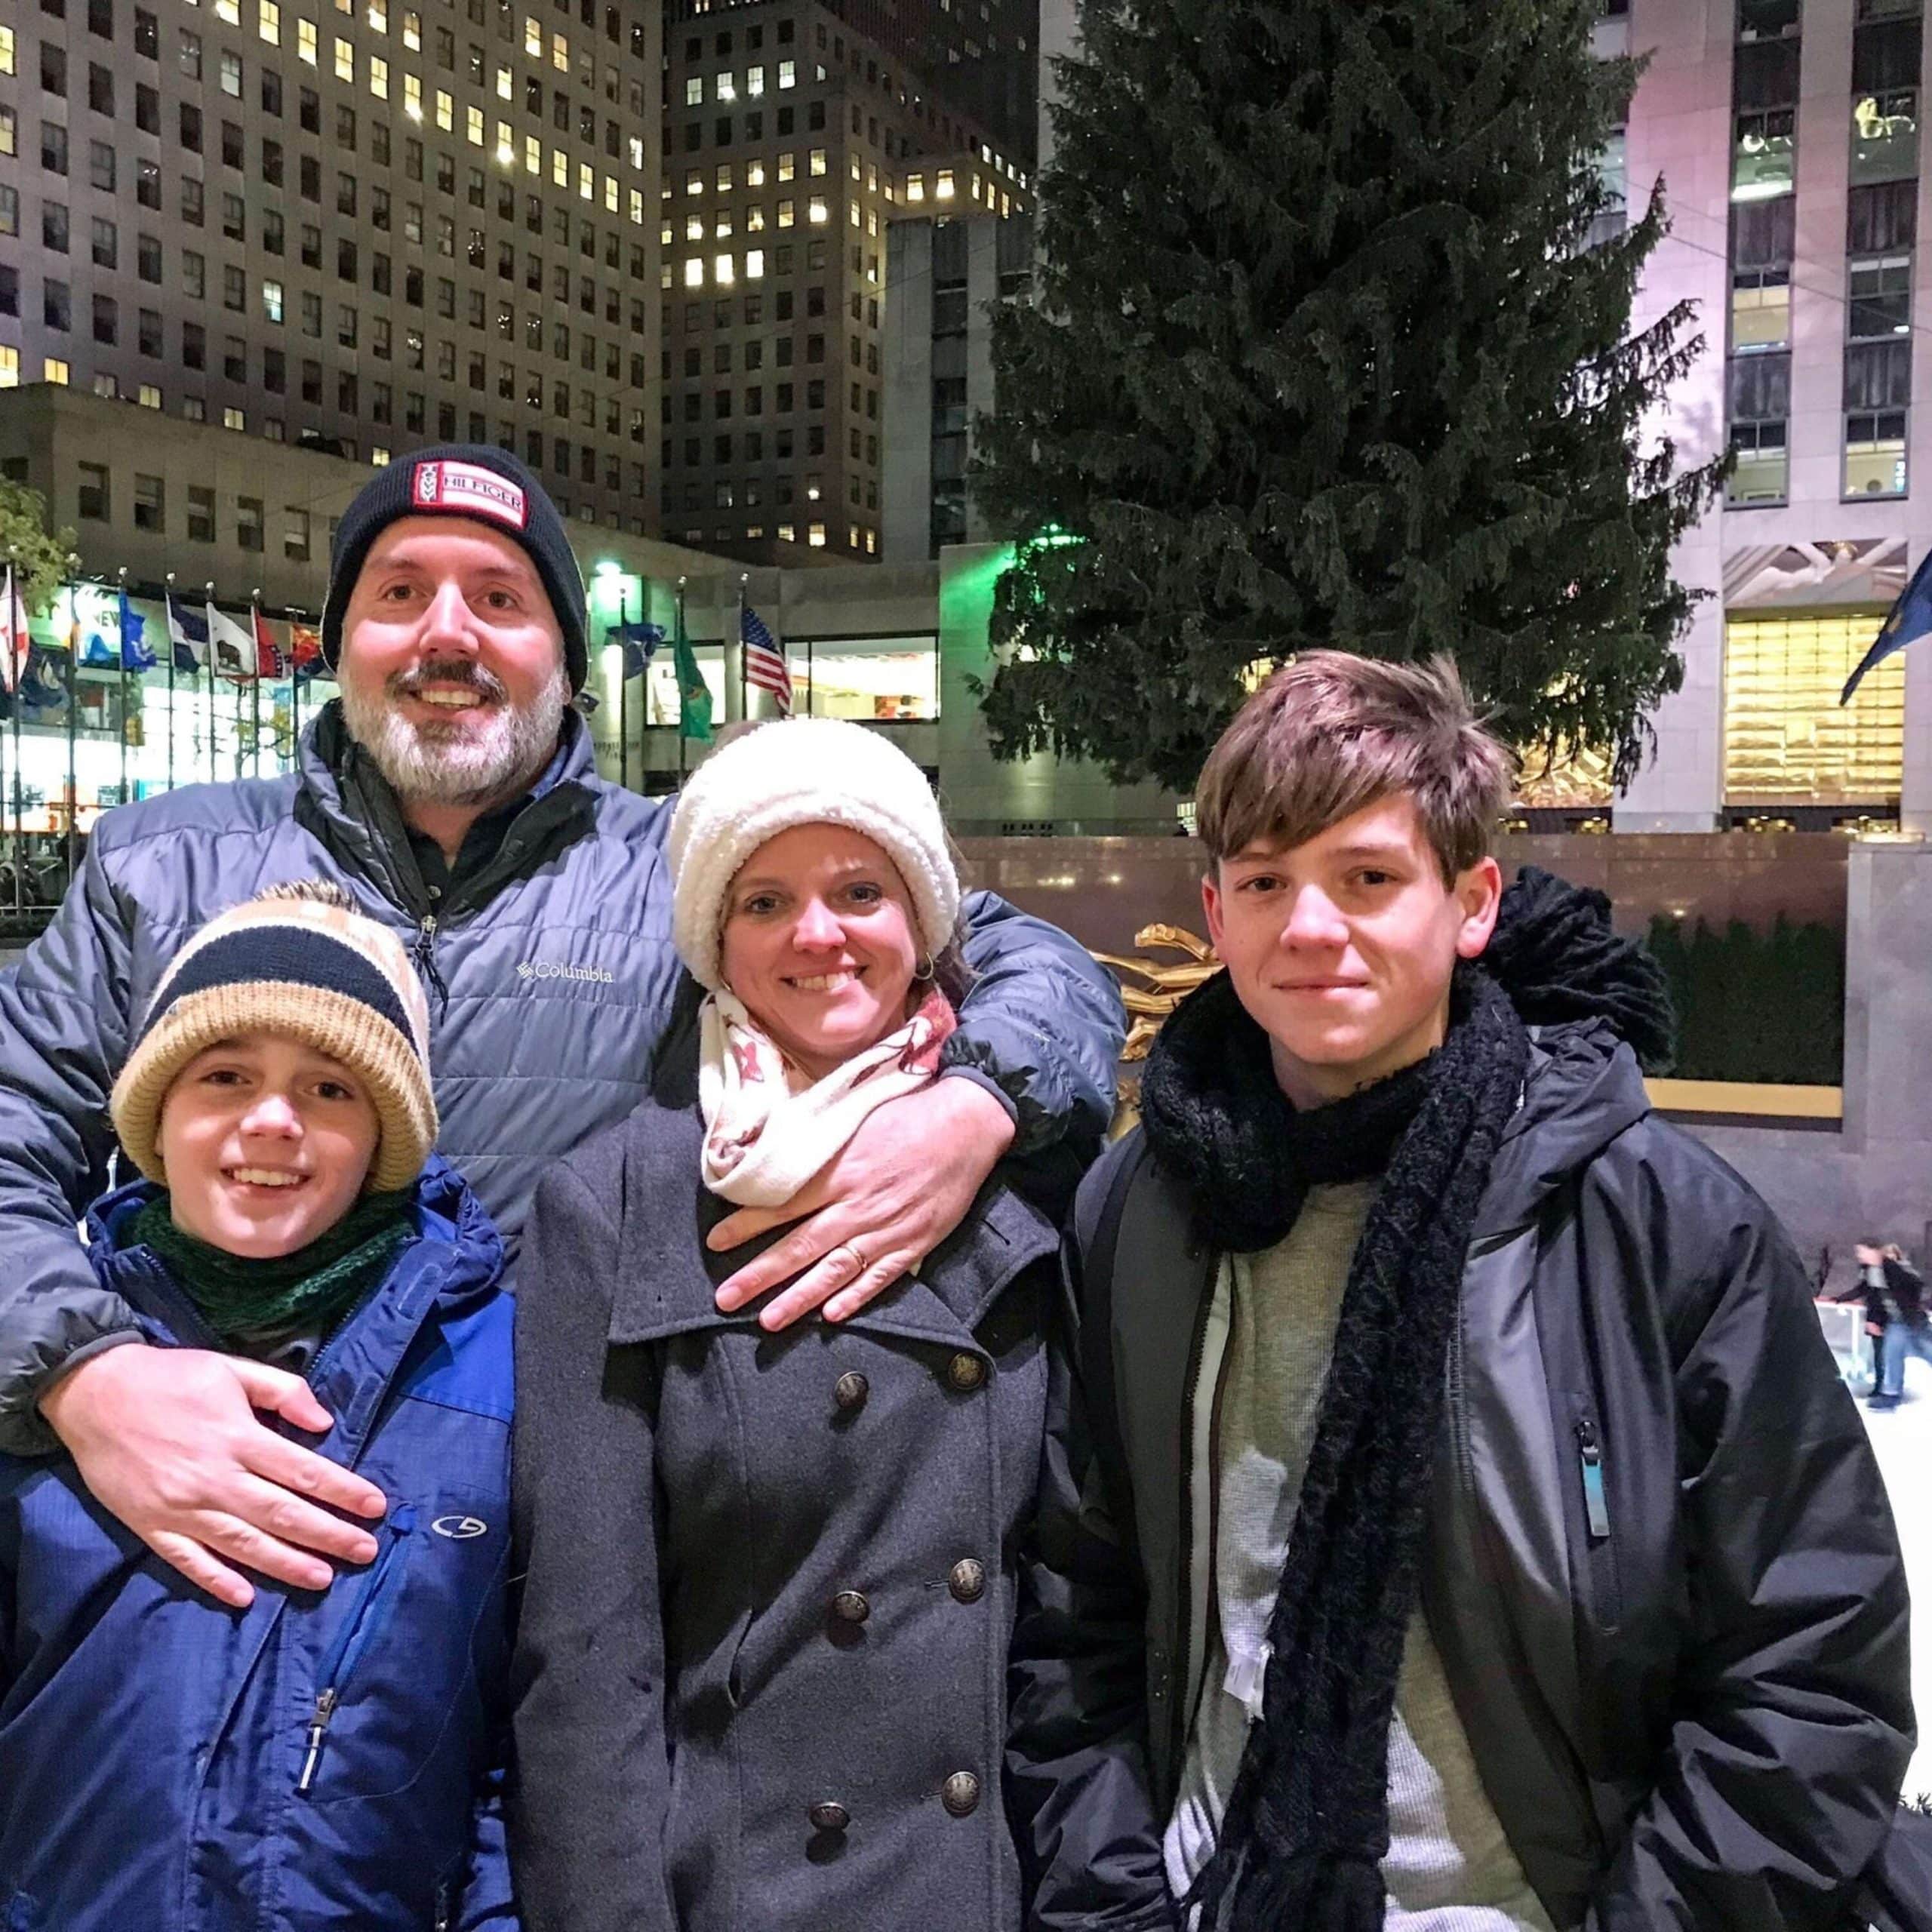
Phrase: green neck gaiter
[{"left": 129, "top": 1189, "right": 417, "bottom": 1349}]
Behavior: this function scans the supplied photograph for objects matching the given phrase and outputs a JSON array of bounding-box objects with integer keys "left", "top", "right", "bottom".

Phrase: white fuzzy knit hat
[{"left": 666, "top": 718, "right": 961, "bottom": 993}]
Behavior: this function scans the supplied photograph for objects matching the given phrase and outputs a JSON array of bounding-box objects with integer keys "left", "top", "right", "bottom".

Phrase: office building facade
[
  {"left": 0, "top": 0, "right": 662, "bottom": 534},
  {"left": 659, "top": 0, "right": 1030, "bottom": 563}
]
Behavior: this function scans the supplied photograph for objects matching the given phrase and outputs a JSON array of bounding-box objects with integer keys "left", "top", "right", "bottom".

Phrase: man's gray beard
[{"left": 339, "top": 661, "right": 571, "bottom": 808}]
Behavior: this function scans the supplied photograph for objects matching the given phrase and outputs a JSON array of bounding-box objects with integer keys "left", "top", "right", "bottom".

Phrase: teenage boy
[
  {"left": 1009, "top": 654, "right": 1912, "bottom": 1931},
  {"left": 0, "top": 883, "right": 515, "bottom": 1930}
]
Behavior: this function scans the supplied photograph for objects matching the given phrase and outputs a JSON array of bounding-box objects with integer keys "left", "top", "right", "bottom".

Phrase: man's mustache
[{"left": 386, "top": 660, "right": 509, "bottom": 704}]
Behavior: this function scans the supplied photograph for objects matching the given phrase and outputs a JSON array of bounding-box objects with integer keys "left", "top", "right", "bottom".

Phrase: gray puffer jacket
[{"left": 0, "top": 701, "right": 1126, "bottom": 1453}]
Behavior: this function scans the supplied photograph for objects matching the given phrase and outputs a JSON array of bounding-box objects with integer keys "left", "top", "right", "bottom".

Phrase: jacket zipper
[
  {"left": 296, "top": 1504, "right": 418, "bottom": 1793},
  {"left": 1166, "top": 1247, "right": 1216, "bottom": 1793},
  {"left": 1575, "top": 1417, "right": 1611, "bottom": 1542},
  {"left": 412, "top": 913, "right": 449, "bottom": 1011}
]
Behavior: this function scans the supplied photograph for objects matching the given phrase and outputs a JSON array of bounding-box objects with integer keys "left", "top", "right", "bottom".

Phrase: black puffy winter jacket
[{"left": 1009, "top": 1018, "right": 1914, "bottom": 1931}]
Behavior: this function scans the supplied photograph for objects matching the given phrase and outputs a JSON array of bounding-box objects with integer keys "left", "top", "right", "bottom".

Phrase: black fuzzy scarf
[{"left": 1137, "top": 867, "right": 1672, "bottom": 1930}]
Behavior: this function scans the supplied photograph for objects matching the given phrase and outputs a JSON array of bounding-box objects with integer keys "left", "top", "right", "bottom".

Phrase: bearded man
[{"left": 0, "top": 447, "right": 1124, "bottom": 1608}]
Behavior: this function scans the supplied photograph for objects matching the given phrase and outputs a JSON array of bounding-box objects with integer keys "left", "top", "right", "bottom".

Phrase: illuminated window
[
  {"left": 1844, "top": 410, "right": 1909, "bottom": 497},
  {"left": 715, "top": 253, "right": 735, "bottom": 285},
  {"left": 435, "top": 88, "right": 454, "bottom": 131},
  {"left": 367, "top": 0, "right": 386, "bottom": 28},
  {"left": 140, "top": 381, "right": 161, "bottom": 408},
  {"left": 808, "top": 197, "right": 828, "bottom": 224},
  {"left": 370, "top": 52, "right": 389, "bottom": 94},
  {"left": 525, "top": 16, "right": 540, "bottom": 57},
  {"left": 777, "top": 198, "right": 795, "bottom": 228},
  {"left": 495, "top": 63, "right": 511, "bottom": 100},
  {"left": 777, "top": 58, "right": 795, "bottom": 88},
  {"left": 1724, "top": 614, "right": 1905, "bottom": 805},
  {"left": 259, "top": 0, "right": 281, "bottom": 42},
  {"left": 778, "top": 151, "right": 795, "bottom": 182},
  {"left": 906, "top": 172, "right": 924, "bottom": 202},
  {"left": 217, "top": 0, "right": 240, "bottom": 21},
  {"left": 746, "top": 204, "right": 765, "bottom": 232},
  {"left": 685, "top": 75, "right": 703, "bottom": 106},
  {"left": 223, "top": 405, "right": 246, "bottom": 431},
  {"left": 685, "top": 213, "right": 704, "bottom": 242},
  {"left": 334, "top": 35, "right": 354, "bottom": 81},
  {"left": 1732, "top": 108, "right": 1795, "bottom": 202},
  {"left": 1852, "top": 89, "right": 1919, "bottom": 185},
  {"left": 747, "top": 158, "right": 766, "bottom": 187},
  {"left": 806, "top": 521, "right": 826, "bottom": 546},
  {"left": 686, "top": 170, "right": 703, "bottom": 195},
  {"left": 405, "top": 72, "right": 423, "bottom": 118},
  {"left": 850, "top": 198, "right": 861, "bottom": 226},
  {"left": 401, "top": 5, "right": 419, "bottom": 48},
  {"left": 629, "top": 187, "right": 643, "bottom": 224},
  {"left": 809, "top": 148, "right": 826, "bottom": 175},
  {"left": 552, "top": 147, "right": 569, "bottom": 186},
  {"left": 525, "top": 132, "right": 540, "bottom": 173},
  {"left": 746, "top": 63, "right": 764, "bottom": 97},
  {"left": 578, "top": 160, "right": 594, "bottom": 200},
  {"left": 551, "top": 30, "right": 568, "bottom": 71},
  {"left": 746, "top": 248, "right": 764, "bottom": 278},
  {"left": 1730, "top": 269, "right": 1790, "bottom": 351},
  {"left": 935, "top": 169, "right": 955, "bottom": 200},
  {"left": 298, "top": 17, "right": 317, "bottom": 62},
  {"left": 496, "top": 120, "right": 512, "bottom": 162},
  {"left": 685, "top": 257, "right": 704, "bottom": 288},
  {"left": 716, "top": 162, "right": 734, "bottom": 192},
  {"left": 0, "top": 26, "right": 14, "bottom": 74},
  {"left": 467, "top": 103, "right": 484, "bottom": 144},
  {"left": 0, "top": 346, "right": 17, "bottom": 389},
  {"left": 717, "top": 70, "right": 737, "bottom": 103},
  {"left": 45, "top": 358, "right": 71, "bottom": 385}
]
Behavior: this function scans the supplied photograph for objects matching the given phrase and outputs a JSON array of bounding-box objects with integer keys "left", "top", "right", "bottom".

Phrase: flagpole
[
  {"left": 164, "top": 574, "right": 177, "bottom": 792},
  {"left": 677, "top": 577, "right": 688, "bottom": 785},
  {"left": 250, "top": 590, "right": 263, "bottom": 780},
  {"left": 619, "top": 583, "right": 631, "bottom": 795},
  {"left": 115, "top": 568, "right": 130, "bottom": 808},
  {"left": 737, "top": 575, "right": 749, "bottom": 721},
  {"left": 63, "top": 568, "right": 79, "bottom": 885},
  {"left": 5, "top": 556, "right": 19, "bottom": 916},
  {"left": 205, "top": 583, "right": 219, "bottom": 784}
]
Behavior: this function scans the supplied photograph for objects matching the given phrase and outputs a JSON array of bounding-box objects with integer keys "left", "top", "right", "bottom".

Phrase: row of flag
[
  {"left": 0, "top": 568, "right": 328, "bottom": 698},
  {"left": 600, "top": 598, "right": 792, "bottom": 738}
]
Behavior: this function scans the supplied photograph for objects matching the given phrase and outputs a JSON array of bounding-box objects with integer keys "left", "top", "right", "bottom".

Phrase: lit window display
[{"left": 1723, "top": 613, "right": 1905, "bottom": 806}]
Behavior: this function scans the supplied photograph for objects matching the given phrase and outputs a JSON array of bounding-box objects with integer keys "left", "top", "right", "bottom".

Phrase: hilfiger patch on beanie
[{"left": 412, "top": 458, "right": 528, "bottom": 531}]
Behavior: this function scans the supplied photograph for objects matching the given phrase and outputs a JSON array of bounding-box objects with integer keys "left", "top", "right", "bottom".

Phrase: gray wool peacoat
[{"left": 508, "top": 1031, "right": 1062, "bottom": 1932}]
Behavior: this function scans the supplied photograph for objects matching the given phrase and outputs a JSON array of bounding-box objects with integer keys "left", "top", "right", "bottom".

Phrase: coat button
[
  {"left": 833, "top": 1371, "right": 869, "bottom": 1414},
  {"left": 948, "top": 1558, "right": 986, "bottom": 1603},
  {"left": 946, "top": 1352, "right": 986, "bottom": 1391},
  {"left": 941, "top": 1771, "right": 981, "bottom": 1817},
  {"left": 831, "top": 1589, "right": 870, "bottom": 1624},
  {"left": 808, "top": 1801, "right": 850, "bottom": 1832}
]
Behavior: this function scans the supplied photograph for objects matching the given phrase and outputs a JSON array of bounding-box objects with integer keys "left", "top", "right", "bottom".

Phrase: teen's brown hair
[{"left": 1195, "top": 652, "right": 1517, "bottom": 883}]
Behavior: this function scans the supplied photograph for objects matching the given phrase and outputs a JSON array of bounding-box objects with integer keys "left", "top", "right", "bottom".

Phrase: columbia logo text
[{"left": 516, "top": 961, "right": 615, "bottom": 984}]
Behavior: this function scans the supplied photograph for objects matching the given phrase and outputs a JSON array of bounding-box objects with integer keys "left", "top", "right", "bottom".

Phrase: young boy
[
  {"left": 1009, "top": 654, "right": 1913, "bottom": 1930},
  {"left": 0, "top": 882, "right": 515, "bottom": 1930}
]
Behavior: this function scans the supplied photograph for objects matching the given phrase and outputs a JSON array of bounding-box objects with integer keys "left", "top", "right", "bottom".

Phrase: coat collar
[
  {"left": 88, "top": 1158, "right": 503, "bottom": 1471},
  {"left": 605, "top": 1093, "right": 1058, "bottom": 1354},
  {"left": 294, "top": 701, "right": 601, "bottom": 920}
]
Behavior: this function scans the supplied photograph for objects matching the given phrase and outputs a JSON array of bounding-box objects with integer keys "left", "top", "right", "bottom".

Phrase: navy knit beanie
[{"left": 321, "top": 445, "right": 589, "bottom": 691}]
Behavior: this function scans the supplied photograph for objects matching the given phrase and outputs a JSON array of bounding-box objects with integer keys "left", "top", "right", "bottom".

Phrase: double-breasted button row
[
  {"left": 941, "top": 1771, "right": 981, "bottom": 1817},
  {"left": 948, "top": 1558, "right": 985, "bottom": 1603},
  {"left": 946, "top": 1352, "right": 986, "bottom": 1391},
  {"left": 831, "top": 1589, "right": 870, "bottom": 1625},
  {"left": 832, "top": 1371, "right": 869, "bottom": 1414},
  {"left": 808, "top": 1800, "right": 850, "bottom": 1832}
]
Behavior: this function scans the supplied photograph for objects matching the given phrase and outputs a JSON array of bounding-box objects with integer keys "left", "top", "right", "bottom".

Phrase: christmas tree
[{"left": 974, "top": 0, "right": 1724, "bottom": 792}]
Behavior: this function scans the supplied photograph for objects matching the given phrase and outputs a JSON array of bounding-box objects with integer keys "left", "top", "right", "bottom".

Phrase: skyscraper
[
  {"left": 660, "top": 0, "right": 1032, "bottom": 564},
  {"left": 0, "top": 0, "right": 663, "bottom": 535}
]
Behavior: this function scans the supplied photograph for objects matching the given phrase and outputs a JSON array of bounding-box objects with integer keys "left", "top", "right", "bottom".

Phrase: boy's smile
[{"left": 156, "top": 1034, "right": 381, "bottom": 1259}]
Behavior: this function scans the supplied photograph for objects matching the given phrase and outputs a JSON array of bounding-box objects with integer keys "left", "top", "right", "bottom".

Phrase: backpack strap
[{"left": 1075, "top": 1135, "right": 1153, "bottom": 1552}]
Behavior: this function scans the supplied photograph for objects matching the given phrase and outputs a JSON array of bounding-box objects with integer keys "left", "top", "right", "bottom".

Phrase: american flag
[{"left": 741, "top": 604, "right": 792, "bottom": 716}]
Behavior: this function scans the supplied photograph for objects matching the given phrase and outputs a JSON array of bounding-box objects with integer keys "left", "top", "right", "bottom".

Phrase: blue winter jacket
[{"left": 0, "top": 1159, "right": 516, "bottom": 1932}]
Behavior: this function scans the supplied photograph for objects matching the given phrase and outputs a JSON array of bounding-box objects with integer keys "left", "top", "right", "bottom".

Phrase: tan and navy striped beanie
[{"left": 109, "top": 881, "right": 437, "bottom": 1193}]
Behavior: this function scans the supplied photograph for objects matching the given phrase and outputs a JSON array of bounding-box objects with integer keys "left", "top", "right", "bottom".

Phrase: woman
[{"left": 509, "top": 718, "right": 1067, "bottom": 1932}]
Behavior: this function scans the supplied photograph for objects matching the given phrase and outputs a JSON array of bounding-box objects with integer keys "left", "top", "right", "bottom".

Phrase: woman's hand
[{"left": 709, "top": 1076, "right": 1016, "bottom": 1329}]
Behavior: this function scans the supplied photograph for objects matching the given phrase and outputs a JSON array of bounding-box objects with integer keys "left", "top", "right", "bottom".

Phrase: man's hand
[
  {"left": 38, "top": 1344, "right": 388, "bottom": 1610},
  {"left": 712, "top": 1076, "right": 1017, "bottom": 1330},
  {"left": 1868, "top": 1322, "right": 1885, "bottom": 1338}
]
